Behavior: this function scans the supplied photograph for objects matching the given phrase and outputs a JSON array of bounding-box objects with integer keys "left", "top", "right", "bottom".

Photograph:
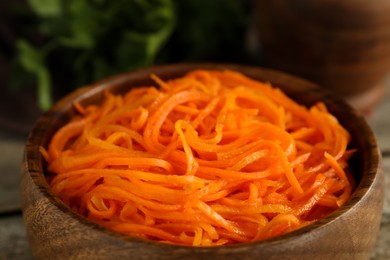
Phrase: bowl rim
[{"left": 23, "top": 62, "right": 381, "bottom": 250}]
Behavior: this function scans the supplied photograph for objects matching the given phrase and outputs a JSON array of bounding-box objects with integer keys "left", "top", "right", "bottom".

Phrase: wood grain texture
[
  {"left": 21, "top": 63, "right": 384, "bottom": 260},
  {"left": 256, "top": 0, "right": 390, "bottom": 111},
  {"left": 0, "top": 215, "right": 33, "bottom": 260}
]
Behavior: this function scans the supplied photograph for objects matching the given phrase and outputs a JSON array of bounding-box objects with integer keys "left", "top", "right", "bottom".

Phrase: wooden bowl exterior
[{"left": 21, "top": 63, "right": 384, "bottom": 260}]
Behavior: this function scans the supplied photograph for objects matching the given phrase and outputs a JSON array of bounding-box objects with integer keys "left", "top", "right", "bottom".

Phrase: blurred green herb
[
  {"left": 14, "top": 0, "right": 249, "bottom": 110},
  {"left": 17, "top": 40, "right": 52, "bottom": 110},
  {"left": 162, "top": 0, "right": 247, "bottom": 62}
]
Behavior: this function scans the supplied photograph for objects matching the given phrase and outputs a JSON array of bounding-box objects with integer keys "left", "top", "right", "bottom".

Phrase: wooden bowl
[
  {"left": 21, "top": 63, "right": 384, "bottom": 259},
  {"left": 256, "top": 0, "right": 390, "bottom": 112}
]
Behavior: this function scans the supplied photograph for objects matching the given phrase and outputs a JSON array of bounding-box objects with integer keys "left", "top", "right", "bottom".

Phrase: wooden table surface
[{"left": 0, "top": 81, "right": 389, "bottom": 259}]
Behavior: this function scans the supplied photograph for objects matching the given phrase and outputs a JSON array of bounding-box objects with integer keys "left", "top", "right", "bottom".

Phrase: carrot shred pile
[{"left": 42, "top": 69, "right": 355, "bottom": 246}]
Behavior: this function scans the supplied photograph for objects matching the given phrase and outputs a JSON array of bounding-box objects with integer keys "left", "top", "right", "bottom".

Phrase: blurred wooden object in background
[{"left": 256, "top": 0, "right": 390, "bottom": 113}]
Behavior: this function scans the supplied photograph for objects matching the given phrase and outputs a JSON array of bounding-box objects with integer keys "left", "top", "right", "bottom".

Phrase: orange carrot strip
[
  {"left": 42, "top": 69, "right": 355, "bottom": 246},
  {"left": 48, "top": 119, "right": 86, "bottom": 160}
]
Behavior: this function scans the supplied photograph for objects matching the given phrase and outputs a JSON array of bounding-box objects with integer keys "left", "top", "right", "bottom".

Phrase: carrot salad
[{"left": 41, "top": 69, "right": 354, "bottom": 246}]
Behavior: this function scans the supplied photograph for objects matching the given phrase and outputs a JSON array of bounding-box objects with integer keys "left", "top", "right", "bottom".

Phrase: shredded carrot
[{"left": 42, "top": 69, "right": 355, "bottom": 246}]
